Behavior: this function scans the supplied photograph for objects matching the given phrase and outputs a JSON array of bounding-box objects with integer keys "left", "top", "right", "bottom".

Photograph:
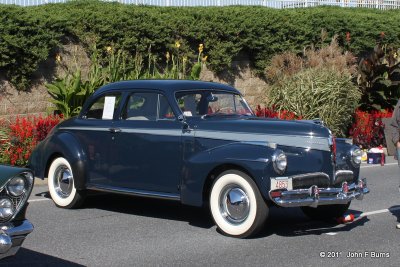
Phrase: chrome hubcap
[
  {"left": 220, "top": 186, "right": 250, "bottom": 225},
  {"left": 54, "top": 165, "right": 73, "bottom": 199}
]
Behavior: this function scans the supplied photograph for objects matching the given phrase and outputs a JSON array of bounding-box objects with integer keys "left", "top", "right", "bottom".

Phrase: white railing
[{"left": 0, "top": 0, "right": 399, "bottom": 9}]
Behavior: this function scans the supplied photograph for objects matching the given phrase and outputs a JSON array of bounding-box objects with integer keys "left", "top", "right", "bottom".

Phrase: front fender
[
  {"left": 180, "top": 142, "right": 276, "bottom": 207},
  {"left": 29, "top": 131, "right": 87, "bottom": 190},
  {"left": 336, "top": 139, "right": 361, "bottom": 183}
]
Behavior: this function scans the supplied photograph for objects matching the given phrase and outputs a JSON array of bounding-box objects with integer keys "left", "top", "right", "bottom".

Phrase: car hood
[
  {"left": 0, "top": 165, "right": 31, "bottom": 186},
  {"left": 190, "top": 116, "right": 332, "bottom": 151}
]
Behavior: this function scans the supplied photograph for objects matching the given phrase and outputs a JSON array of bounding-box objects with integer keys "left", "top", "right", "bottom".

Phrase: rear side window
[
  {"left": 122, "top": 92, "right": 175, "bottom": 121},
  {"left": 85, "top": 94, "right": 121, "bottom": 120}
]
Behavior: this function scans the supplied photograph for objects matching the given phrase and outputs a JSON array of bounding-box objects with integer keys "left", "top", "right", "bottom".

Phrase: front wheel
[
  {"left": 301, "top": 203, "right": 351, "bottom": 221},
  {"left": 210, "top": 170, "right": 268, "bottom": 238},
  {"left": 48, "top": 157, "right": 86, "bottom": 209}
]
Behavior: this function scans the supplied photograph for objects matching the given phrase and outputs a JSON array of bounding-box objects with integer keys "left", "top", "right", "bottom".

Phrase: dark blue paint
[{"left": 29, "top": 80, "right": 360, "bottom": 207}]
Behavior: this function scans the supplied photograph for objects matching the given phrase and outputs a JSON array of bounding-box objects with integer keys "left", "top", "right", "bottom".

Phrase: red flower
[
  {"left": 349, "top": 109, "right": 391, "bottom": 149},
  {"left": 0, "top": 115, "right": 62, "bottom": 166}
]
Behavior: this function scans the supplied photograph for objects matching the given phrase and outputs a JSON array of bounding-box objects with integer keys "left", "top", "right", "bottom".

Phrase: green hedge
[{"left": 1, "top": 0, "right": 400, "bottom": 90}]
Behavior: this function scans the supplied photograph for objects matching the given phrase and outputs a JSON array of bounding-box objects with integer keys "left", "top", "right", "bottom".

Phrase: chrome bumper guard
[
  {"left": 270, "top": 178, "right": 369, "bottom": 208},
  {"left": 0, "top": 220, "right": 34, "bottom": 259}
]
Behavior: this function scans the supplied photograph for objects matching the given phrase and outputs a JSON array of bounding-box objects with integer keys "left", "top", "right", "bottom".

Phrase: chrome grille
[
  {"left": 333, "top": 170, "right": 354, "bottom": 185},
  {"left": 0, "top": 188, "right": 27, "bottom": 223},
  {"left": 291, "top": 172, "right": 330, "bottom": 189}
]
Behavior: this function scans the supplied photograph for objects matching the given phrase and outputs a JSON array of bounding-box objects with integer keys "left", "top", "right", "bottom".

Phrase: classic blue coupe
[{"left": 29, "top": 80, "right": 368, "bottom": 238}]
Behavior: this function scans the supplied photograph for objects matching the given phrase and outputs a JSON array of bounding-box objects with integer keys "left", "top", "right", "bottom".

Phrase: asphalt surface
[{"left": 1, "top": 160, "right": 400, "bottom": 267}]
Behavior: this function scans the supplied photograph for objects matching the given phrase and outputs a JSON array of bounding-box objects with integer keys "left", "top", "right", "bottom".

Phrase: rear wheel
[
  {"left": 48, "top": 157, "right": 86, "bottom": 209},
  {"left": 209, "top": 170, "right": 268, "bottom": 238},
  {"left": 301, "top": 203, "right": 351, "bottom": 221}
]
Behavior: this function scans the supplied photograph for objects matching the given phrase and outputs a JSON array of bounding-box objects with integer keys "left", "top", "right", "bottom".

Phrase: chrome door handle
[{"left": 109, "top": 128, "right": 121, "bottom": 133}]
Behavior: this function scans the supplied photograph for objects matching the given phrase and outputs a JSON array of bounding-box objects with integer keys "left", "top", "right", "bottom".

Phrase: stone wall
[
  {"left": 0, "top": 48, "right": 268, "bottom": 119},
  {"left": 0, "top": 81, "right": 53, "bottom": 119},
  {"left": 200, "top": 60, "right": 268, "bottom": 107}
]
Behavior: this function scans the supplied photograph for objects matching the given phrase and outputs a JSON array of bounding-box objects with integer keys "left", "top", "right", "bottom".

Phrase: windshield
[{"left": 175, "top": 91, "right": 253, "bottom": 117}]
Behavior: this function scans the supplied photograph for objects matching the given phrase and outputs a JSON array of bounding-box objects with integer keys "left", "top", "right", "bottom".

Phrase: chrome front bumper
[
  {"left": 270, "top": 178, "right": 369, "bottom": 208},
  {"left": 0, "top": 220, "right": 34, "bottom": 259}
]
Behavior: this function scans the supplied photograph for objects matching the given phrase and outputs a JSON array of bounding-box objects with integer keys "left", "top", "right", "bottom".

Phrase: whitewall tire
[
  {"left": 48, "top": 157, "right": 85, "bottom": 209},
  {"left": 210, "top": 170, "right": 268, "bottom": 238}
]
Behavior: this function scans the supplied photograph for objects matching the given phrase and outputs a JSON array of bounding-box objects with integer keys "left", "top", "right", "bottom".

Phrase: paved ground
[{"left": 1, "top": 159, "right": 400, "bottom": 266}]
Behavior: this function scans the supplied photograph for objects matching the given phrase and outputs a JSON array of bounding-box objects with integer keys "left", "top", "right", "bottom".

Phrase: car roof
[{"left": 92, "top": 80, "right": 240, "bottom": 97}]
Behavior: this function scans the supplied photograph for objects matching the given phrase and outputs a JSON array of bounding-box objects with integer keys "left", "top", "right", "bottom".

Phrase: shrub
[
  {"left": 266, "top": 38, "right": 360, "bottom": 136},
  {"left": 47, "top": 44, "right": 206, "bottom": 118},
  {"left": 1, "top": 2, "right": 400, "bottom": 90},
  {"left": 349, "top": 109, "right": 393, "bottom": 149},
  {"left": 0, "top": 115, "right": 62, "bottom": 166},
  {"left": 267, "top": 67, "right": 361, "bottom": 137},
  {"left": 266, "top": 36, "right": 357, "bottom": 81},
  {"left": 357, "top": 40, "right": 400, "bottom": 111}
]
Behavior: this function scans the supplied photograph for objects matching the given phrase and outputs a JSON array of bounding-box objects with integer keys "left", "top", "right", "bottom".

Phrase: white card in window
[
  {"left": 183, "top": 111, "right": 192, "bottom": 117},
  {"left": 102, "top": 96, "right": 116, "bottom": 119}
]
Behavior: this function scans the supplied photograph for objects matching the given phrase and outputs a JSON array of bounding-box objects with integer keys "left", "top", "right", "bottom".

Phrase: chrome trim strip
[
  {"left": 226, "top": 158, "right": 269, "bottom": 163},
  {"left": 60, "top": 126, "right": 331, "bottom": 151},
  {"left": 335, "top": 170, "right": 354, "bottom": 177},
  {"left": 121, "top": 128, "right": 182, "bottom": 137},
  {"left": 291, "top": 172, "right": 330, "bottom": 180},
  {"left": 269, "top": 180, "right": 369, "bottom": 208},
  {"left": 60, "top": 127, "right": 183, "bottom": 137},
  {"left": 195, "top": 130, "right": 330, "bottom": 151},
  {"left": 87, "top": 184, "right": 181, "bottom": 201},
  {"left": 60, "top": 127, "right": 110, "bottom": 132}
]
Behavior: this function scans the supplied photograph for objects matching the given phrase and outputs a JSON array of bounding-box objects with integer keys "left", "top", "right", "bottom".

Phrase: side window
[
  {"left": 123, "top": 93, "right": 174, "bottom": 121},
  {"left": 85, "top": 94, "right": 121, "bottom": 120},
  {"left": 158, "top": 94, "right": 175, "bottom": 120},
  {"left": 176, "top": 93, "right": 202, "bottom": 117}
]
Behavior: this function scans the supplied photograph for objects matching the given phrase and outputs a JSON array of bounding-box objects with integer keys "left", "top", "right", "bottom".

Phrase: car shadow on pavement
[
  {"left": 257, "top": 207, "right": 369, "bottom": 239},
  {"left": 34, "top": 191, "right": 51, "bottom": 198},
  {"left": 0, "top": 248, "right": 84, "bottom": 267},
  {"left": 34, "top": 190, "right": 371, "bottom": 238},
  {"left": 82, "top": 193, "right": 215, "bottom": 229},
  {"left": 389, "top": 205, "right": 400, "bottom": 224}
]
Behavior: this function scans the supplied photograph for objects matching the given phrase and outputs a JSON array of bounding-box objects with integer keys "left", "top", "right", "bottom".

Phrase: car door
[
  {"left": 108, "top": 92, "right": 184, "bottom": 195},
  {"left": 75, "top": 93, "right": 122, "bottom": 186}
]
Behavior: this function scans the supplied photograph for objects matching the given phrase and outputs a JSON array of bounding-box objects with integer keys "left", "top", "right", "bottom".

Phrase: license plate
[{"left": 270, "top": 177, "right": 292, "bottom": 190}]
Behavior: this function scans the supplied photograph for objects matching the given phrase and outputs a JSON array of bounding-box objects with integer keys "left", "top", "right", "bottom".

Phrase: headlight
[
  {"left": 7, "top": 176, "right": 26, "bottom": 197},
  {"left": 273, "top": 150, "right": 287, "bottom": 175},
  {"left": 0, "top": 198, "right": 14, "bottom": 220},
  {"left": 0, "top": 170, "right": 34, "bottom": 223},
  {"left": 351, "top": 148, "right": 362, "bottom": 166}
]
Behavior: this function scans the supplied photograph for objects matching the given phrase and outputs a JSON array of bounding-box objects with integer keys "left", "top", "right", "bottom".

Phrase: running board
[{"left": 87, "top": 184, "right": 181, "bottom": 201}]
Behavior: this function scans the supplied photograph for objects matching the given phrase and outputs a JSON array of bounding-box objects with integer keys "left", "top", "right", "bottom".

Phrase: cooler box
[{"left": 367, "top": 153, "right": 385, "bottom": 164}]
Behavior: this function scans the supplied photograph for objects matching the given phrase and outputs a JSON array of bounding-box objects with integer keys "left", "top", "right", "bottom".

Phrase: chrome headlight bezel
[
  {"left": 350, "top": 147, "right": 362, "bottom": 167},
  {"left": 7, "top": 175, "right": 27, "bottom": 197},
  {"left": 0, "top": 198, "right": 14, "bottom": 221},
  {"left": 272, "top": 150, "right": 287, "bottom": 175},
  {"left": 0, "top": 171, "right": 34, "bottom": 223}
]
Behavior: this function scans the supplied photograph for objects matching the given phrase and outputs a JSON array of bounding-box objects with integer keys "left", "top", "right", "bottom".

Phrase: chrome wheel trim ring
[
  {"left": 53, "top": 165, "right": 73, "bottom": 199},
  {"left": 219, "top": 185, "right": 250, "bottom": 225}
]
